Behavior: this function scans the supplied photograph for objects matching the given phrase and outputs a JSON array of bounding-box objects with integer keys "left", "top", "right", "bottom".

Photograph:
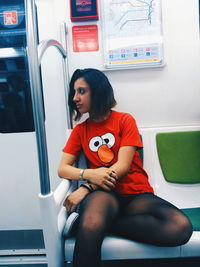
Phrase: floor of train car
[
  {"left": 101, "top": 258, "right": 200, "bottom": 266},
  {"left": 1, "top": 258, "right": 200, "bottom": 267}
]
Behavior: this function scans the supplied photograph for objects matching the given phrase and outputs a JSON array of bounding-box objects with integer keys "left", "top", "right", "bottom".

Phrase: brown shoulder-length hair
[{"left": 68, "top": 68, "right": 117, "bottom": 121}]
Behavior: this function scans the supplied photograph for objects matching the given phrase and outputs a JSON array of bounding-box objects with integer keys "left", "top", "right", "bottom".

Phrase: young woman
[{"left": 58, "top": 68, "right": 192, "bottom": 267}]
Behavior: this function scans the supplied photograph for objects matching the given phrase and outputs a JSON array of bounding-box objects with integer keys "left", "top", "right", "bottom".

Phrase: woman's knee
[
  {"left": 152, "top": 201, "right": 193, "bottom": 246},
  {"left": 150, "top": 196, "right": 193, "bottom": 244},
  {"left": 176, "top": 214, "right": 193, "bottom": 244},
  {"left": 167, "top": 211, "right": 193, "bottom": 245},
  {"left": 80, "top": 213, "right": 105, "bottom": 235},
  {"left": 78, "top": 191, "right": 119, "bottom": 235}
]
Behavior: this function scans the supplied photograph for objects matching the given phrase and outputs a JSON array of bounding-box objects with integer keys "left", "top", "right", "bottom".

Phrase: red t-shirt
[{"left": 63, "top": 110, "right": 154, "bottom": 195}]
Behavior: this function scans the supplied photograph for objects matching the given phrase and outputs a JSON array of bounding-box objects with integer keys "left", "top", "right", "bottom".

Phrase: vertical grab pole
[
  {"left": 25, "top": 0, "right": 51, "bottom": 195},
  {"left": 60, "top": 22, "right": 72, "bottom": 129}
]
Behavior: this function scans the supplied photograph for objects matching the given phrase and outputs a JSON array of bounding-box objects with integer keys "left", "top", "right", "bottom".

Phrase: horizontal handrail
[
  {"left": 38, "top": 39, "right": 67, "bottom": 64},
  {"left": 37, "top": 37, "right": 71, "bottom": 129}
]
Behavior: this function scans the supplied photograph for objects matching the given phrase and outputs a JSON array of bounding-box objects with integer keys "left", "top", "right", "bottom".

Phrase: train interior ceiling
[{"left": 0, "top": 0, "right": 200, "bottom": 266}]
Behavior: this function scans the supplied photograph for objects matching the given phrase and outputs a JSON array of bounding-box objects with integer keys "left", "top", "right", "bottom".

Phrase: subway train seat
[{"left": 39, "top": 125, "right": 200, "bottom": 267}]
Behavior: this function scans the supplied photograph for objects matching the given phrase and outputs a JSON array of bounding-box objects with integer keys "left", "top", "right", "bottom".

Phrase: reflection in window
[
  {"left": 0, "top": 71, "right": 34, "bottom": 133},
  {"left": 0, "top": 0, "right": 26, "bottom": 48}
]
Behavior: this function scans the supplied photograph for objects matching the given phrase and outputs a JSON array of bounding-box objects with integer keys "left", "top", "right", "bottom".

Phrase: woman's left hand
[
  {"left": 63, "top": 187, "right": 89, "bottom": 213},
  {"left": 84, "top": 167, "right": 117, "bottom": 190}
]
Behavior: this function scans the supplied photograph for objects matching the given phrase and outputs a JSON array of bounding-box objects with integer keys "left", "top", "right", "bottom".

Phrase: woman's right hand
[
  {"left": 63, "top": 186, "right": 90, "bottom": 213},
  {"left": 84, "top": 167, "right": 117, "bottom": 191}
]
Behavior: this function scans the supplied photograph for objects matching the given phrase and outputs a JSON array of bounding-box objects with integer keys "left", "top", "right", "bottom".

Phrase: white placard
[{"left": 101, "top": 0, "right": 164, "bottom": 69}]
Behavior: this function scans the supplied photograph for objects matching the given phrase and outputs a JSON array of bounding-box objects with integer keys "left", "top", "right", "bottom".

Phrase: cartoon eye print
[
  {"left": 89, "top": 136, "right": 103, "bottom": 152},
  {"left": 101, "top": 133, "right": 115, "bottom": 148},
  {"left": 89, "top": 133, "right": 115, "bottom": 163}
]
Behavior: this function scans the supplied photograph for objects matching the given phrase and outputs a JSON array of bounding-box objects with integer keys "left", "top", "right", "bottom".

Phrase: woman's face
[{"left": 73, "top": 77, "right": 91, "bottom": 114}]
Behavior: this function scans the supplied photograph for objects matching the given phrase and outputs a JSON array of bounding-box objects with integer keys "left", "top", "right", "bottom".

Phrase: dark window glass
[
  {"left": 0, "top": 1, "right": 36, "bottom": 133},
  {"left": 0, "top": 60, "right": 7, "bottom": 71},
  {"left": 0, "top": 57, "right": 34, "bottom": 133}
]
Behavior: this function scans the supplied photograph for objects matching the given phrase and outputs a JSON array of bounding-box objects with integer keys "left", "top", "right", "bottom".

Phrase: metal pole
[
  {"left": 25, "top": 0, "right": 50, "bottom": 195},
  {"left": 60, "top": 22, "right": 72, "bottom": 129},
  {"left": 38, "top": 38, "right": 72, "bottom": 129}
]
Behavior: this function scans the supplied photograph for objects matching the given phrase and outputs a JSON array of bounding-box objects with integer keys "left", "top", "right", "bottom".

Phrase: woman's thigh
[
  {"left": 112, "top": 193, "right": 193, "bottom": 245},
  {"left": 78, "top": 190, "right": 120, "bottom": 231},
  {"left": 123, "top": 193, "right": 182, "bottom": 217}
]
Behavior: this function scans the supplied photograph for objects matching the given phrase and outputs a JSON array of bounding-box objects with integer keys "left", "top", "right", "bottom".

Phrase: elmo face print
[{"left": 89, "top": 133, "right": 115, "bottom": 163}]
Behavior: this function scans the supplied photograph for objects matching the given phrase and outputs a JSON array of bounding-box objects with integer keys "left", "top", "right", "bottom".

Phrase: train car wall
[{"left": 0, "top": 0, "right": 199, "bottom": 240}]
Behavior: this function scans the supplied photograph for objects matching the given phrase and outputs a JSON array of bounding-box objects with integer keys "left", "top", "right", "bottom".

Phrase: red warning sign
[
  {"left": 72, "top": 25, "right": 99, "bottom": 52},
  {"left": 3, "top": 11, "right": 18, "bottom": 25}
]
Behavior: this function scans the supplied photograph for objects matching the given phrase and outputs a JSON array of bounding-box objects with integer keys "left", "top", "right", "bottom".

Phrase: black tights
[{"left": 73, "top": 191, "right": 193, "bottom": 267}]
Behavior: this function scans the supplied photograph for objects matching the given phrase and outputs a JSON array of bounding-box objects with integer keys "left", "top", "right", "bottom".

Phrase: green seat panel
[
  {"left": 181, "top": 207, "right": 200, "bottom": 231},
  {"left": 156, "top": 131, "right": 200, "bottom": 183}
]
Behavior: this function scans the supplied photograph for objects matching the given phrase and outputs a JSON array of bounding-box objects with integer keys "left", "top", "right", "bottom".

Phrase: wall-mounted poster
[
  {"left": 70, "top": 0, "right": 99, "bottom": 21},
  {"left": 101, "top": 0, "right": 164, "bottom": 70},
  {"left": 72, "top": 25, "right": 99, "bottom": 52}
]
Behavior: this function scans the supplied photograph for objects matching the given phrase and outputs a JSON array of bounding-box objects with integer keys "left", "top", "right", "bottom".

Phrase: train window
[
  {"left": 0, "top": 1, "right": 41, "bottom": 133},
  {"left": 0, "top": 58, "right": 35, "bottom": 134}
]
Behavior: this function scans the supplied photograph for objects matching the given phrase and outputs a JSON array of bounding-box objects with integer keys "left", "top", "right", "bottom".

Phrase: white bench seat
[{"left": 39, "top": 125, "right": 200, "bottom": 267}]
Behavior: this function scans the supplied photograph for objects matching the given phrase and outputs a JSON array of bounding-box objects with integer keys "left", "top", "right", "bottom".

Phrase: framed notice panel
[
  {"left": 101, "top": 0, "right": 164, "bottom": 70},
  {"left": 72, "top": 25, "right": 99, "bottom": 52},
  {"left": 70, "top": 0, "right": 99, "bottom": 21}
]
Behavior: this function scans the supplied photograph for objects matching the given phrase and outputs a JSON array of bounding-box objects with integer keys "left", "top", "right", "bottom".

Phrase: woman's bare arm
[
  {"left": 58, "top": 152, "right": 116, "bottom": 190},
  {"left": 108, "top": 146, "right": 136, "bottom": 180}
]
